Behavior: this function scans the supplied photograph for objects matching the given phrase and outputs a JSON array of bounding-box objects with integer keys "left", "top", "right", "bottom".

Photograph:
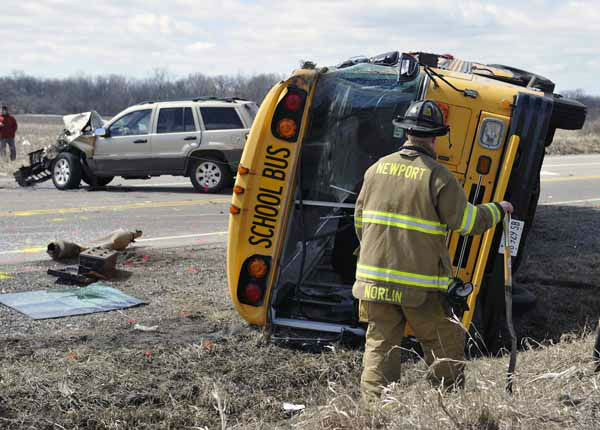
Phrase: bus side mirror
[{"left": 399, "top": 53, "right": 418, "bottom": 80}]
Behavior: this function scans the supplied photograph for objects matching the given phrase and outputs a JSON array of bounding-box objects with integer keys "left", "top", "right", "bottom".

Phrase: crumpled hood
[
  {"left": 62, "top": 111, "right": 105, "bottom": 143},
  {"left": 60, "top": 111, "right": 105, "bottom": 157}
]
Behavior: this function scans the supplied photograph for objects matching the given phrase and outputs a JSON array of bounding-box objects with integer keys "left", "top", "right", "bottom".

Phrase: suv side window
[
  {"left": 157, "top": 107, "right": 197, "bottom": 134},
  {"left": 109, "top": 109, "right": 152, "bottom": 137},
  {"left": 200, "top": 107, "right": 244, "bottom": 130}
]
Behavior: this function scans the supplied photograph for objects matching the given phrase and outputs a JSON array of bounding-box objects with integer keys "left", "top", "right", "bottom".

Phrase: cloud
[
  {"left": 128, "top": 13, "right": 172, "bottom": 34},
  {"left": 185, "top": 42, "right": 216, "bottom": 52},
  {"left": 0, "top": 0, "right": 598, "bottom": 94}
]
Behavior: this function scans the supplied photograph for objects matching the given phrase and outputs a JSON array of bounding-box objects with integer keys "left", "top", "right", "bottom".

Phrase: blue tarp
[{"left": 0, "top": 282, "right": 145, "bottom": 319}]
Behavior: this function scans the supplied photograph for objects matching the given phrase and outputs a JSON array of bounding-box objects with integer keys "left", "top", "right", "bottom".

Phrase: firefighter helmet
[{"left": 393, "top": 100, "right": 449, "bottom": 137}]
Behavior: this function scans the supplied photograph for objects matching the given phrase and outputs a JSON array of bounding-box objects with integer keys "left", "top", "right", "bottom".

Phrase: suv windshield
[{"left": 273, "top": 64, "right": 422, "bottom": 320}]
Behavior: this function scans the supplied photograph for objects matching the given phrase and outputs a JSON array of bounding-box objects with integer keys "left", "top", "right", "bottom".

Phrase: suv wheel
[
  {"left": 190, "top": 156, "right": 230, "bottom": 193},
  {"left": 81, "top": 170, "right": 114, "bottom": 187},
  {"left": 52, "top": 153, "right": 82, "bottom": 190}
]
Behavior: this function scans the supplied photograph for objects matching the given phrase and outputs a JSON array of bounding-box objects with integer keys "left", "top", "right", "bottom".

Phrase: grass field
[
  {"left": 547, "top": 115, "right": 600, "bottom": 155},
  {"left": 0, "top": 204, "right": 598, "bottom": 429},
  {"left": 0, "top": 115, "right": 64, "bottom": 175}
]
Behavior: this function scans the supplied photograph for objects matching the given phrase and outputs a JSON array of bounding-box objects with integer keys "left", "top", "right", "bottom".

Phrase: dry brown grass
[
  {"left": 0, "top": 115, "right": 63, "bottom": 175},
  {"left": 1, "top": 200, "right": 599, "bottom": 430},
  {"left": 547, "top": 115, "right": 600, "bottom": 155},
  {"left": 293, "top": 330, "right": 600, "bottom": 430}
]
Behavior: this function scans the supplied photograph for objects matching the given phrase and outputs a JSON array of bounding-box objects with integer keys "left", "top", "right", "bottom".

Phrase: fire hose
[{"left": 503, "top": 214, "right": 518, "bottom": 393}]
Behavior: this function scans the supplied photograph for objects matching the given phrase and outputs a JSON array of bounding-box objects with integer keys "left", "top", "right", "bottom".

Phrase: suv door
[
  {"left": 93, "top": 108, "right": 154, "bottom": 174},
  {"left": 152, "top": 106, "right": 201, "bottom": 174},
  {"left": 198, "top": 106, "right": 247, "bottom": 166}
]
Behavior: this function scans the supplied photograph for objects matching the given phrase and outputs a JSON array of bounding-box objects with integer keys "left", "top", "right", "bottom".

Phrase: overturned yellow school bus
[{"left": 227, "top": 51, "right": 586, "bottom": 348}]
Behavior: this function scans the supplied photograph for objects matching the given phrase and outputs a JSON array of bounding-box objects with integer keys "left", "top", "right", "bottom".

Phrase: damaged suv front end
[{"left": 14, "top": 111, "right": 105, "bottom": 187}]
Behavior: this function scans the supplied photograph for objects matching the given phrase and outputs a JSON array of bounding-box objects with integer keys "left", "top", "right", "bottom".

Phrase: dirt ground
[{"left": 0, "top": 203, "right": 599, "bottom": 429}]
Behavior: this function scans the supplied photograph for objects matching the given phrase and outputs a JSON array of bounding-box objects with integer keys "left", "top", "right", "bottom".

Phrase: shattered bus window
[{"left": 275, "top": 64, "right": 421, "bottom": 324}]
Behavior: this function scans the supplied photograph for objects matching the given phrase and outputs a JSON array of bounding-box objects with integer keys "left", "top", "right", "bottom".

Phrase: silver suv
[{"left": 51, "top": 97, "right": 257, "bottom": 192}]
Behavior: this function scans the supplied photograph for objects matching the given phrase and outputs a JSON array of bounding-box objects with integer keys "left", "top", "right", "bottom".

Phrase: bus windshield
[
  {"left": 272, "top": 64, "right": 422, "bottom": 324},
  {"left": 301, "top": 63, "right": 422, "bottom": 203}
]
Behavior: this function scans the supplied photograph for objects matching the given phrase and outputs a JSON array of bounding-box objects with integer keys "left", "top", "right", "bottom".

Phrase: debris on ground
[
  {"left": 85, "top": 229, "right": 143, "bottom": 251},
  {"left": 283, "top": 402, "right": 306, "bottom": 412},
  {"left": 47, "top": 229, "right": 143, "bottom": 262},
  {"left": 47, "top": 267, "right": 94, "bottom": 286},
  {"left": 133, "top": 323, "right": 159, "bottom": 332},
  {"left": 0, "top": 281, "right": 145, "bottom": 319},
  {"left": 46, "top": 240, "right": 83, "bottom": 260},
  {"left": 79, "top": 247, "right": 118, "bottom": 277}
]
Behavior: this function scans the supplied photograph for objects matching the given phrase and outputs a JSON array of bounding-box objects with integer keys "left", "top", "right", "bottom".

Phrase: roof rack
[
  {"left": 192, "top": 96, "right": 248, "bottom": 103},
  {"left": 133, "top": 97, "right": 249, "bottom": 106}
]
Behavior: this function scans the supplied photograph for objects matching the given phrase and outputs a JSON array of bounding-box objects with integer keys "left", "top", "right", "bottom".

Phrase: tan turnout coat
[{"left": 352, "top": 142, "right": 504, "bottom": 307}]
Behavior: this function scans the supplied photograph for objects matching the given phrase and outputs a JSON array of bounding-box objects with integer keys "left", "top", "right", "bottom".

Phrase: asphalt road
[
  {"left": 0, "top": 175, "right": 231, "bottom": 264},
  {"left": 0, "top": 153, "right": 598, "bottom": 265}
]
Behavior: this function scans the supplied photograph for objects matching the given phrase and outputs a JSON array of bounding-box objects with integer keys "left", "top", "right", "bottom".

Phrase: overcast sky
[{"left": 2, "top": 0, "right": 599, "bottom": 94}]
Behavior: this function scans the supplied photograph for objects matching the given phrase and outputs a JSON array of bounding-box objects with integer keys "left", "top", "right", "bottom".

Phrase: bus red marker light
[
  {"left": 230, "top": 205, "right": 241, "bottom": 215},
  {"left": 283, "top": 93, "right": 304, "bottom": 112},
  {"left": 238, "top": 165, "right": 250, "bottom": 175},
  {"left": 244, "top": 283, "right": 263, "bottom": 304}
]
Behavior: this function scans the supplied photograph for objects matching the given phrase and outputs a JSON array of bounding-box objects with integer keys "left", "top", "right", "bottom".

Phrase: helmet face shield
[{"left": 393, "top": 100, "right": 450, "bottom": 137}]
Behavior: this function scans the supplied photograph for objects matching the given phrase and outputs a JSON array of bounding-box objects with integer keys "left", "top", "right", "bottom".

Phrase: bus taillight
[
  {"left": 243, "top": 283, "right": 263, "bottom": 304},
  {"left": 283, "top": 92, "right": 304, "bottom": 112},
  {"left": 271, "top": 87, "right": 307, "bottom": 142},
  {"left": 237, "top": 255, "right": 272, "bottom": 306}
]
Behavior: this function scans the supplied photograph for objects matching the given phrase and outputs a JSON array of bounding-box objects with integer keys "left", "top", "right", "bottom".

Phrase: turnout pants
[{"left": 360, "top": 292, "right": 465, "bottom": 400}]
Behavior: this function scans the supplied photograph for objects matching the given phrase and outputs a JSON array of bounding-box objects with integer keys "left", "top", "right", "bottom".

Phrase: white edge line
[
  {"left": 0, "top": 231, "right": 228, "bottom": 255},
  {"left": 541, "top": 197, "right": 600, "bottom": 206},
  {"left": 136, "top": 231, "right": 228, "bottom": 242},
  {"left": 543, "top": 162, "right": 600, "bottom": 168}
]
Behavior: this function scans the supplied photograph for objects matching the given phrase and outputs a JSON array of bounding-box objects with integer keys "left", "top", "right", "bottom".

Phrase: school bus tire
[{"left": 550, "top": 97, "right": 587, "bottom": 131}]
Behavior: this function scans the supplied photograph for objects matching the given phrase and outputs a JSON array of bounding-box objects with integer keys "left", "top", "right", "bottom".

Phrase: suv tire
[
  {"left": 52, "top": 152, "right": 82, "bottom": 190},
  {"left": 81, "top": 170, "right": 114, "bottom": 187},
  {"left": 190, "top": 156, "right": 231, "bottom": 193}
]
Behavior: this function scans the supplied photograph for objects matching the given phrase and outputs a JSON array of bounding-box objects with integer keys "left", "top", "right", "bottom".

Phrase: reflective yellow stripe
[
  {"left": 356, "top": 264, "right": 450, "bottom": 290},
  {"left": 363, "top": 210, "right": 445, "bottom": 227},
  {"left": 458, "top": 203, "right": 477, "bottom": 235},
  {"left": 488, "top": 203, "right": 498, "bottom": 224},
  {"left": 358, "top": 210, "right": 447, "bottom": 236}
]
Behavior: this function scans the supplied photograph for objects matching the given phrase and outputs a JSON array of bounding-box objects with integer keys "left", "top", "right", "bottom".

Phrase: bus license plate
[{"left": 498, "top": 219, "right": 525, "bottom": 257}]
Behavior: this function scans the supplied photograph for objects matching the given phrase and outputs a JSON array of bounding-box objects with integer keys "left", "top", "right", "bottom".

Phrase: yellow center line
[
  {"left": 0, "top": 197, "right": 231, "bottom": 218},
  {"left": 541, "top": 175, "right": 600, "bottom": 183}
]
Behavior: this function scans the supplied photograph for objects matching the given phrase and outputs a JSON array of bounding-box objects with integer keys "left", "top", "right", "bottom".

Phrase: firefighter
[{"left": 353, "top": 100, "right": 514, "bottom": 401}]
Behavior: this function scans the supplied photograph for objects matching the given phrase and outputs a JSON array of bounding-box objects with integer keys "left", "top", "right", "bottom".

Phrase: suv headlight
[{"left": 478, "top": 118, "right": 505, "bottom": 149}]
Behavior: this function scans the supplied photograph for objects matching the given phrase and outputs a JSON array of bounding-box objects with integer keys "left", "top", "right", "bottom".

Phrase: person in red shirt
[{"left": 0, "top": 105, "right": 18, "bottom": 161}]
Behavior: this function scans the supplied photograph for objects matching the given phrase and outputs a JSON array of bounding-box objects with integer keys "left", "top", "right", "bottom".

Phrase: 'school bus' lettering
[{"left": 248, "top": 145, "right": 291, "bottom": 249}]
